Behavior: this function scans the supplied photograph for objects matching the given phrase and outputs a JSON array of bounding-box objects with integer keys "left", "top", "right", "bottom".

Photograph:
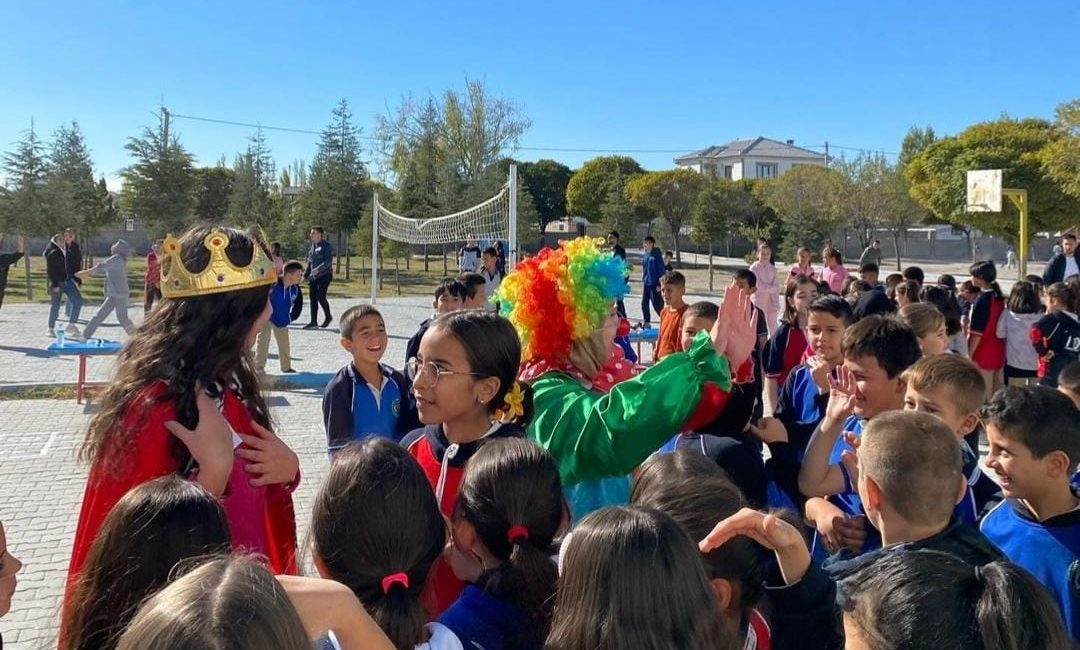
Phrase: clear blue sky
[{"left": 2, "top": 0, "right": 1078, "bottom": 190}]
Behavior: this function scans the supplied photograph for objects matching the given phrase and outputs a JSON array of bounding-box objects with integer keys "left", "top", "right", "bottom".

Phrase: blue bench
[{"left": 47, "top": 339, "right": 123, "bottom": 403}]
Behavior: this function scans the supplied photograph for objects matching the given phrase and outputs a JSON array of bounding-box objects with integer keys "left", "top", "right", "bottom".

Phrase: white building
[{"left": 675, "top": 136, "right": 827, "bottom": 180}]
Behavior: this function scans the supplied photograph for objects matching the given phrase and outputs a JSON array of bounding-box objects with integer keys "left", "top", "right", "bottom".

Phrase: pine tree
[
  {"left": 600, "top": 169, "right": 636, "bottom": 238},
  {"left": 1, "top": 120, "right": 50, "bottom": 235},
  {"left": 46, "top": 121, "right": 99, "bottom": 237},
  {"left": 228, "top": 128, "right": 275, "bottom": 228},
  {"left": 120, "top": 113, "right": 196, "bottom": 234}
]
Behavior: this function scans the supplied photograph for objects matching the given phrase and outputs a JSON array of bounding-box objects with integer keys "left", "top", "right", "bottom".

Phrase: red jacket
[{"left": 66, "top": 384, "right": 298, "bottom": 604}]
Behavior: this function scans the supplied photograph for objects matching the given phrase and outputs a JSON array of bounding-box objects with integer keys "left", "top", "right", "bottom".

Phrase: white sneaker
[{"left": 66, "top": 324, "right": 84, "bottom": 340}]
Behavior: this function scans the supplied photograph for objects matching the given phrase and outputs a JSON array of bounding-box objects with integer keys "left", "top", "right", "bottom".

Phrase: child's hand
[
  {"left": 164, "top": 388, "right": 234, "bottom": 496},
  {"left": 750, "top": 417, "right": 789, "bottom": 444},
  {"left": 276, "top": 575, "right": 394, "bottom": 650},
  {"left": 833, "top": 515, "right": 868, "bottom": 552},
  {"left": 824, "top": 365, "right": 857, "bottom": 423},
  {"left": 700, "top": 508, "right": 811, "bottom": 586},
  {"left": 712, "top": 284, "right": 757, "bottom": 370},
  {"left": 807, "top": 355, "right": 832, "bottom": 394},
  {"left": 237, "top": 422, "right": 300, "bottom": 487}
]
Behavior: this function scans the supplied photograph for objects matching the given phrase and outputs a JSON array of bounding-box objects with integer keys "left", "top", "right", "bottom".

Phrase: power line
[{"left": 169, "top": 109, "right": 900, "bottom": 157}]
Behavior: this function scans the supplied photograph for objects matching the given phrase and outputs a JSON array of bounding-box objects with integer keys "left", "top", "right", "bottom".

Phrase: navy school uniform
[
  {"left": 771, "top": 363, "right": 829, "bottom": 507},
  {"left": 323, "top": 363, "right": 419, "bottom": 455},
  {"left": 438, "top": 584, "right": 531, "bottom": 650},
  {"left": 659, "top": 430, "right": 768, "bottom": 508},
  {"left": 980, "top": 496, "right": 1080, "bottom": 640},
  {"left": 764, "top": 322, "right": 808, "bottom": 389}
]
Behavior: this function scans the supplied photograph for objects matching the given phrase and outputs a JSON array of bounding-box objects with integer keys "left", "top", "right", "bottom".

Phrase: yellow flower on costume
[{"left": 494, "top": 382, "right": 526, "bottom": 423}]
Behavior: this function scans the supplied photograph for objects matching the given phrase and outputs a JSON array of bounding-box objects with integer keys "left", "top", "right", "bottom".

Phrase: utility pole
[
  {"left": 161, "top": 106, "right": 170, "bottom": 152},
  {"left": 824, "top": 141, "right": 829, "bottom": 168}
]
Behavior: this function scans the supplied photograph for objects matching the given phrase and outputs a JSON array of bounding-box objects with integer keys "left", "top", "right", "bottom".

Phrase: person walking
[
  {"left": 304, "top": 226, "right": 334, "bottom": 329},
  {"left": 858, "top": 239, "right": 882, "bottom": 268},
  {"left": 0, "top": 233, "right": 25, "bottom": 313},
  {"left": 77, "top": 239, "right": 136, "bottom": 340},
  {"left": 45, "top": 231, "right": 83, "bottom": 338}
]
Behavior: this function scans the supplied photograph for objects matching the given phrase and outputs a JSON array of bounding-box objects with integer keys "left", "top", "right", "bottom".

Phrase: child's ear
[
  {"left": 452, "top": 517, "right": 480, "bottom": 554},
  {"left": 338, "top": 337, "right": 352, "bottom": 353},
  {"left": 709, "top": 578, "right": 734, "bottom": 612},
  {"left": 476, "top": 376, "right": 501, "bottom": 408},
  {"left": 863, "top": 475, "right": 884, "bottom": 512},
  {"left": 959, "top": 413, "right": 979, "bottom": 436},
  {"left": 1044, "top": 450, "right": 1073, "bottom": 479},
  {"left": 954, "top": 475, "right": 967, "bottom": 506}
]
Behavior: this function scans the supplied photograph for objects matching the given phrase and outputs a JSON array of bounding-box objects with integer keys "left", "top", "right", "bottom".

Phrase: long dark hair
[
  {"left": 61, "top": 476, "right": 231, "bottom": 650},
  {"left": 311, "top": 438, "right": 445, "bottom": 650},
  {"left": 969, "top": 260, "right": 1003, "bottom": 299},
  {"left": 428, "top": 310, "right": 533, "bottom": 423},
  {"left": 920, "top": 284, "right": 963, "bottom": 336},
  {"left": 455, "top": 438, "right": 564, "bottom": 647},
  {"left": 838, "top": 550, "right": 1071, "bottom": 650},
  {"left": 547, "top": 506, "right": 735, "bottom": 650},
  {"left": 82, "top": 224, "right": 273, "bottom": 470},
  {"left": 1006, "top": 280, "right": 1042, "bottom": 315},
  {"left": 781, "top": 274, "right": 817, "bottom": 325}
]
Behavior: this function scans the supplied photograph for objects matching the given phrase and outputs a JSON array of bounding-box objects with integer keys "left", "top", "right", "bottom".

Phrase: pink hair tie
[
  {"left": 507, "top": 524, "right": 530, "bottom": 544},
  {"left": 381, "top": 572, "right": 409, "bottom": 594}
]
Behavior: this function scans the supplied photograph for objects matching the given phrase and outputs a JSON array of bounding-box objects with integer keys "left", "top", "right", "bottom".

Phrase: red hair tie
[
  {"left": 381, "top": 572, "right": 409, "bottom": 594},
  {"left": 507, "top": 524, "right": 530, "bottom": 544}
]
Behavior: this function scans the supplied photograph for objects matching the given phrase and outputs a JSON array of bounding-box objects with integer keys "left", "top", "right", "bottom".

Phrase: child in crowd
[
  {"left": 144, "top": 239, "right": 163, "bottom": 314},
  {"left": 549, "top": 506, "right": 735, "bottom": 650},
  {"left": 66, "top": 226, "right": 300, "bottom": 608},
  {"left": 979, "top": 386, "right": 1080, "bottom": 638},
  {"left": 858, "top": 262, "right": 880, "bottom": 290},
  {"left": 640, "top": 236, "right": 665, "bottom": 327},
  {"left": 270, "top": 241, "right": 285, "bottom": 275},
  {"left": 996, "top": 280, "right": 1042, "bottom": 385},
  {"left": 893, "top": 279, "right": 920, "bottom": 308},
  {"left": 967, "top": 261, "right": 1007, "bottom": 398},
  {"left": 402, "top": 310, "right": 532, "bottom": 611},
  {"left": 764, "top": 274, "right": 817, "bottom": 409},
  {"left": 1032, "top": 282, "right": 1080, "bottom": 388},
  {"left": 77, "top": 239, "right": 136, "bottom": 340},
  {"left": 255, "top": 260, "right": 304, "bottom": 374},
  {"left": 902, "top": 354, "right": 1000, "bottom": 522},
  {"left": 750, "top": 243, "right": 779, "bottom": 336},
  {"left": 458, "top": 236, "right": 481, "bottom": 273},
  {"left": 633, "top": 451, "right": 834, "bottom": 650},
  {"left": 787, "top": 246, "right": 816, "bottom": 285},
  {"left": 821, "top": 248, "right": 848, "bottom": 295},
  {"left": 441, "top": 438, "right": 563, "bottom": 650},
  {"left": 733, "top": 269, "right": 771, "bottom": 416},
  {"left": 480, "top": 246, "right": 501, "bottom": 308},
  {"left": 656, "top": 270, "right": 688, "bottom": 360},
  {"left": 403, "top": 278, "right": 466, "bottom": 366},
  {"left": 799, "top": 316, "right": 921, "bottom": 556},
  {"left": 61, "top": 476, "right": 230, "bottom": 650},
  {"left": 899, "top": 303, "right": 949, "bottom": 356},
  {"left": 1058, "top": 360, "right": 1080, "bottom": 407},
  {"left": 457, "top": 272, "right": 488, "bottom": 310},
  {"left": 902, "top": 265, "right": 925, "bottom": 287},
  {"left": 498, "top": 238, "right": 756, "bottom": 519},
  {"left": 920, "top": 284, "right": 967, "bottom": 355},
  {"left": 324, "top": 305, "right": 417, "bottom": 455},
  {"left": 310, "top": 438, "right": 459, "bottom": 649},
  {"left": 837, "top": 550, "right": 1072, "bottom": 650},
  {"left": 768, "top": 295, "right": 854, "bottom": 505},
  {"left": 118, "top": 555, "right": 395, "bottom": 650},
  {"left": 663, "top": 250, "right": 675, "bottom": 273}
]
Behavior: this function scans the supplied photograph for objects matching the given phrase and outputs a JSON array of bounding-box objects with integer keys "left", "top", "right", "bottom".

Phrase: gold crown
[{"left": 161, "top": 229, "right": 277, "bottom": 298}]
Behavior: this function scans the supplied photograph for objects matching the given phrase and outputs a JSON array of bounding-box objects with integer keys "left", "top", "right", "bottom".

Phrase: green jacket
[{"left": 527, "top": 332, "right": 732, "bottom": 485}]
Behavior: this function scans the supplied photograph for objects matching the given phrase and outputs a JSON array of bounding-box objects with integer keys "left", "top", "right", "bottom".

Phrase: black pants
[
  {"left": 309, "top": 275, "right": 332, "bottom": 324},
  {"left": 0, "top": 268, "right": 8, "bottom": 311},
  {"left": 144, "top": 283, "right": 162, "bottom": 313},
  {"left": 641, "top": 284, "right": 663, "bottom": 325}
]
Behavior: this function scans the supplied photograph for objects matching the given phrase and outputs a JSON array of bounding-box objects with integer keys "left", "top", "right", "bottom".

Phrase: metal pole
[
  {"left": 508, "top": 164, "right": 518, "bottom": 268},
  {"left": 371, "top": 191, "right": 379, "bottom": 304}
]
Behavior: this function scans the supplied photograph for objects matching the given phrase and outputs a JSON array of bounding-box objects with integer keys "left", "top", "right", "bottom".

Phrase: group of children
[{"left": 2, "top": 226, "right": 1079, "bottom": 650}]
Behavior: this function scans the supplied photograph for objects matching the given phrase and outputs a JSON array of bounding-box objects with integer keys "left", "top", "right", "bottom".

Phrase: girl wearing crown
[
  {"left": 65, "top": 226, "right": 300, "bottom": 600},
  {"left": 495, "top": 238, "right": 758, "bottom": 517}
]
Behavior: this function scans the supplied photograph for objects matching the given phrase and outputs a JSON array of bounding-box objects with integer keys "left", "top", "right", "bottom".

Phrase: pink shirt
[
  {"left": 822, "top": 264, "right": 849, "bottom": 294},
  {"left": 787, "top": 263, "right": 816, "bottom": 284}
]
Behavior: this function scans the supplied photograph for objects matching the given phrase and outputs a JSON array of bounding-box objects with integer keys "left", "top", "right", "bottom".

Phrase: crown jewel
[{"left": 160, "top": 229, "right": 277, "bottom": 298}]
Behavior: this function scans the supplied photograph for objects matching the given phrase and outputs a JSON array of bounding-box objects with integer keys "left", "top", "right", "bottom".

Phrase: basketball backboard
[{"left": 967, "top": 169, "right": 1002, "bottom": 213}]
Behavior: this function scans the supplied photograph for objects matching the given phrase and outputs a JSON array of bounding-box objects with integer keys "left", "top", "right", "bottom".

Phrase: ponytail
[
  {"left": 969, "top": 260, "right": 1003, "bottom": 299},
  {"left": 974, "top": 561, "right": 1073, "bottom": 650},
  {"left": 494, "top": 381, "right": 535, "bottom": 425},
  {"left": 455, "top": 438, "right": 564, "bottom": 647},
  {"left": 311, "top": 439, "right": 445, "bottom": 650}
]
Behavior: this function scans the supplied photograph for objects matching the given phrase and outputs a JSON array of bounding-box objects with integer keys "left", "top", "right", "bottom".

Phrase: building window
[
  {"left": 723, "top": 165, "right": 733, "bottom": 179},
  {"left": 756, "top": 163, "right": 778, "bottom": 179}
]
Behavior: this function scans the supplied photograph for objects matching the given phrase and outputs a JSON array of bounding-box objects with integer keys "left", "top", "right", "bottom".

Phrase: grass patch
[{"left": 0, "top": 385, "right": 77, "bottom": 400}]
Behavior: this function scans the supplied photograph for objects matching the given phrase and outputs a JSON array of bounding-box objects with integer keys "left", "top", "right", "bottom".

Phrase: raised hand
[
  {"left": 825, "top": 364, "right": 857, "bottom": 423},
  {"left": 237, "top": 421, "right": 300, "bottom": 487},
  {"left": 711, "top": 283, "right": 757, "bottom": 371},
  {"left": 806, "top": 354, "right": 832, "bottom": 393},
  {"left": 700, "top": 508, "right": 810, "bottom": 585},
  {"left": 164, "top": 388, "right": 234, "bottom": 496}
]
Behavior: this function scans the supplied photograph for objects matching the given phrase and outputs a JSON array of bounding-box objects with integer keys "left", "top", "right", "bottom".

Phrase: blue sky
[{"left": 2, "top": 0, "right": 1078, "bottom": 190}]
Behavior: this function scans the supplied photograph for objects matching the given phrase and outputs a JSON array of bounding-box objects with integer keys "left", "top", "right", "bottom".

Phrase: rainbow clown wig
[{"left": 496, "top": 237, "right": 629, "bottom": 363}]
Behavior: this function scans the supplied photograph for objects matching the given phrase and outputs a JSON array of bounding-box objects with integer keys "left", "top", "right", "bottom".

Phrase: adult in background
[
  {"left": 1042, "top": 233, "right": 1080, "bottom": 285},
  {"left": 607, "top": 231, "right": 628, "bottom": 317},
  {"left": 640, "top": 236, "right": 665, "bottom": 327},
  {"left": 493, "top": 240, "right": 507, "bottom": 277},
  {"left": 144, "top": 239, "right": 163, "bottom": 314},
  {"left": 0, "top": 233, "right": 25, "bottom": 312},
  {"left": 458, "top": 234, "right": 482, "bottom": 272},
  {"left": 45, "top": 230, "right": 84, "bottom": 338},
  {"left": 64, "top": 228, "right": 83, "bottom": 321},
  {"left": 859, "top": 239, "right": 882, "bottom": 268},
  {"left": 304, "top": 226, "right": 334, "bottom": 329}
]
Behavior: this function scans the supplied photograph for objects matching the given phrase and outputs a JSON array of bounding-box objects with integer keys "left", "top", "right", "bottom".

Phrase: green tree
[
  {"left": 228, "top": 128, "right": 275, "bottom": 228},
  {"left": 732, "top": 179, "right": 778, "bottom": 242},
  {"left": 120, "top": 114, "right": 196, "bottom": 233},
  {"left": 835, "top": 152, "right": 893, "bottom": 251},
  {"left": 754, "top": 165, "right": 844, "bottom": 259},
  {"left": 1042, "top": 99, "right": 1080, "bottom": 200},
  {"left": 193, "top": 166, "right": 235, "bottom": 223},
  {"left": 898, "top": 124, "right": 937, "bottom": 172},
  {"left": 906, "top": 117, "right": 1080, "bottom": 239},
  {"left": 441, "top": 79, "right": 532, "bottom": 183},
  {"left": 86, "top": 177, "right": 119, "bottom": 253},
  {"left": 519, "top": 159, "right": 572, "bottom": 234},
  {"left": 1, "top": 121, "right": 49, "bottom": 299},
  {"left": 45, "top": 121, "right": 98, "bottom": 241},
  {"left": 877, "top": 167, "right": 927, "bottom": 270},
  {"left": 599, "top": 169, "right": 637, "bottom": 239},
  {"left": 566, "top": 155, "right": 645, "bottom": 223},
  {"left": 625, "top": 168, "right": 707, "bottom": 261},
  {"left": 692, "top": 179, "right": 741, "bottom": 290}
]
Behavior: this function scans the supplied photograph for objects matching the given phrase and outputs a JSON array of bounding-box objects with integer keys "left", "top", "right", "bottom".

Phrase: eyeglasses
[{"left": 406, "top": 357, "right": 482, "bottom": 387}]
